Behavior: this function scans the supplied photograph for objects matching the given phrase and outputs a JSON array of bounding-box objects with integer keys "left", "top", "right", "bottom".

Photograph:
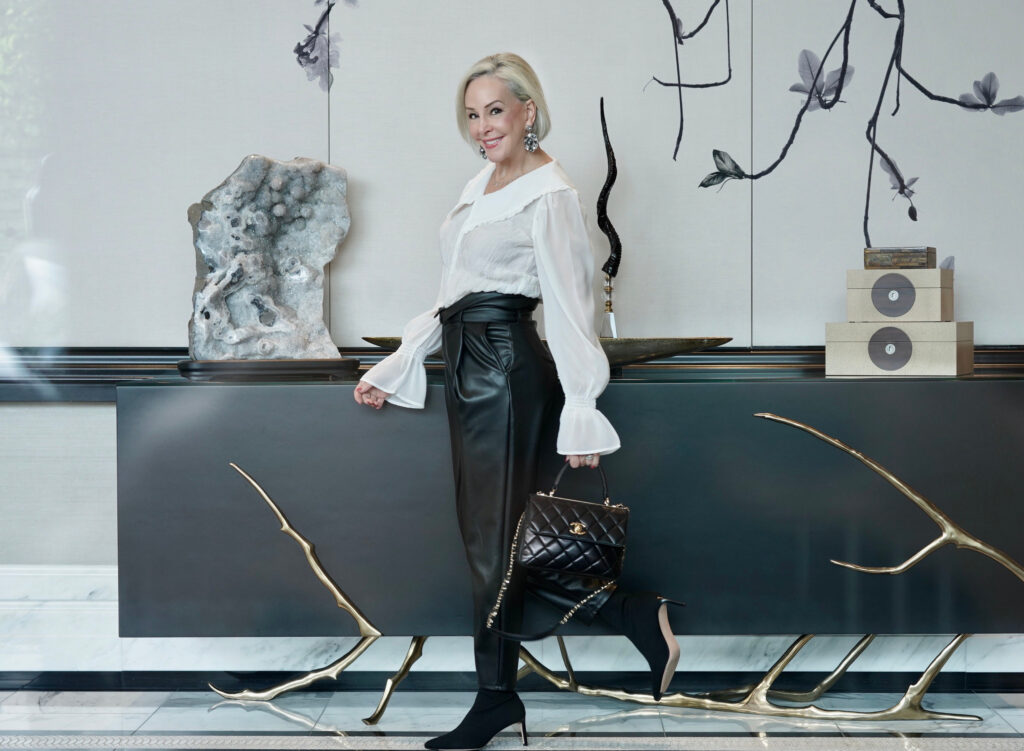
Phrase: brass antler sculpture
[
  {"left": 213, "top": 444, "right": 992, "bottom": 722},
  {"left": 209, "top": 463, "right": 382, "bottom": 701},
  {"left": 756, "top": 412, "right": 1024, "bottom": 583},
  {"left": 517, "top": 633, "right": 975, "bottom": 721}
]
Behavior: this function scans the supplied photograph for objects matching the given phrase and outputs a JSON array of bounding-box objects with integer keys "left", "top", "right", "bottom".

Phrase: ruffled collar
[{"left": 449, "top": 159, "right": 575, "bottom": 230}]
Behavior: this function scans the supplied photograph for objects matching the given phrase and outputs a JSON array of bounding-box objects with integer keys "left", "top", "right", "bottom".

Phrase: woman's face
[{"left": 464, "top": 75, "right": 534, "bottom": 164}]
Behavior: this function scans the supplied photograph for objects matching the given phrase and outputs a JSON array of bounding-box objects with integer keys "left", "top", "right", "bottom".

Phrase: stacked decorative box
[{"left": 825, "top": 247, "right": 974, "bottom": 377}]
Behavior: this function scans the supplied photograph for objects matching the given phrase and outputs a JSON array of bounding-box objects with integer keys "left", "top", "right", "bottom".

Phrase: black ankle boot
[
  {"left": 599, "top": 590, "right": 684, "bottom": 701},
  {"left": 424, "top": 689, "right": 527, "bottom": 750}
]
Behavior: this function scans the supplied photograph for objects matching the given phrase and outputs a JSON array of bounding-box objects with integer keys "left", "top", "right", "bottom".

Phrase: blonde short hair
[{"left": 456, "top": 53, "right": 551, "bottom": 146}]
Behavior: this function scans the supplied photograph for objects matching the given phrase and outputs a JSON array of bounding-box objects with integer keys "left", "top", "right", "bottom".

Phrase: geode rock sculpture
[{"left": 188, "top": 155, "right": 349, "bottom": 360}]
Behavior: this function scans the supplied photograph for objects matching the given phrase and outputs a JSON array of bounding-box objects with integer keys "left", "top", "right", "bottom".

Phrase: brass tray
[{"left": 362, "top": 337, "right": 731, "bottom": 368}]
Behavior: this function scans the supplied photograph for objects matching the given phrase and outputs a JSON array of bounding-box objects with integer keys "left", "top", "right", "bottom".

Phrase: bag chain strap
[
  {"left": 555, "top": 580, "right": 615, "bottom": 626},
  {"left": 486, "top": 508, "right": 616, "bottom": 633},
  {"left": 486, "top": 513, "right": 526, "bottom": 630}
]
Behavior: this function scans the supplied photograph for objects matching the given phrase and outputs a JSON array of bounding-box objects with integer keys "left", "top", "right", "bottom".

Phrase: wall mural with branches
[{"left": 652, "top": 0, "right": 1023, "bottom": 247}]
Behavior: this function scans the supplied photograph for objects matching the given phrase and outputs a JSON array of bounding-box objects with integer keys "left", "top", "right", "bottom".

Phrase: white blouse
[{"left": 360, "top": 159, "right": 620, "bottom": 456}]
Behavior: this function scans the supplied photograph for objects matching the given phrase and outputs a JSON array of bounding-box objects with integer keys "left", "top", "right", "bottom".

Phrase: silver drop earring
[
  {"left": 479, "top": 145, "right": 488, "bottom": 160},
  {"left": 523, "top": 124, "right": 539, "bottom": 153}
]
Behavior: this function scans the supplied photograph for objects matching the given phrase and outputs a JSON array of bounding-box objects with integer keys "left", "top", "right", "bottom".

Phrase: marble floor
[{"left": 0, "top": 690, "right": 1023, "bottom": 750}]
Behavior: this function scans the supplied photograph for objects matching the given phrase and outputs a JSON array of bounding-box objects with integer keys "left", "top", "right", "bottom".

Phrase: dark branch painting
[
  {"left": 650, "top": 0, "right": 733, "bottom": 161},
  {"left": 654, "top": 0, "right": 1024, "bottom": 245}
]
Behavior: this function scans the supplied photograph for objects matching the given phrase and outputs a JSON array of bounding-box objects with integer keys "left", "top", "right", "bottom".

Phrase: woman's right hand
[
  {"left": 567, "top": 453, "right": 600, "bottom": 469},
  {"left": 353, "top": 381, "right": 391, "bottom": 410}
]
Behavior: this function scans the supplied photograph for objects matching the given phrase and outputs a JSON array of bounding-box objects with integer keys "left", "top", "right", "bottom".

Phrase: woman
[{"left": 354, "top": 53, "right": 681, "bottom": 751}]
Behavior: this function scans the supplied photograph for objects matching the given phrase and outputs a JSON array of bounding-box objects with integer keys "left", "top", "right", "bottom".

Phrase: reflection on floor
[{"left": 1, "top": 690, "right": 1024, "bottom": 749}]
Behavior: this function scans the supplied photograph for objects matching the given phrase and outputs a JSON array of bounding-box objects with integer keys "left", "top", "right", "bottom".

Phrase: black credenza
[{"left": 117, "top": 375, "right": 1024, "bottom": 637}]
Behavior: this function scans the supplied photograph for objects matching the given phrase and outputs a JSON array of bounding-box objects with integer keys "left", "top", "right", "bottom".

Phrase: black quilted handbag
[{"left": 486, "top": 463, "right": 629, "bottom": 641}]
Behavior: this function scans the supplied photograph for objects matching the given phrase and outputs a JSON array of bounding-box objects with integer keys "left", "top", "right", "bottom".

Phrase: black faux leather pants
[{"left": 439, "top": 292, "right": 614, "bottom": 691}]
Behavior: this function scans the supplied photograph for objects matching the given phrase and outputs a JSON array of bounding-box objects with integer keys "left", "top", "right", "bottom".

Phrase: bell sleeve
[
  {"left": 359, "top": 302, "right": 442, "bottom": 409},
  {"left": 532, "top": 189, "right": 621, "bottom": 455}
]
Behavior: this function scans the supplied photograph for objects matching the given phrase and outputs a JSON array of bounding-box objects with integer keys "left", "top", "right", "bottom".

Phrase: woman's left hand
[
  {"left": 567, "top": 453, "right": 600, "bottom": 469},
  {"left": 353, "top": 381, "right": 391, "bottom": 409}
]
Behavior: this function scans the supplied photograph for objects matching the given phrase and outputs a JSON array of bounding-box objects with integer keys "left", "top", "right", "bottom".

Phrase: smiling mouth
[{"left": 482, "top": 137, "right": 503, "bottom": 149}]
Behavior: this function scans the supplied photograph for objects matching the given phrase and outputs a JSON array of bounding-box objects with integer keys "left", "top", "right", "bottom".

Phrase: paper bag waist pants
[{"left": 439, "top": 291, "right": 613, "bottom": 691}]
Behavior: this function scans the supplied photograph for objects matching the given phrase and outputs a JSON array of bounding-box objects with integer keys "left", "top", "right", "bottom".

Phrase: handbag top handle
[{"left": 546, "top": 462, "right": 611, "bottom": 506}]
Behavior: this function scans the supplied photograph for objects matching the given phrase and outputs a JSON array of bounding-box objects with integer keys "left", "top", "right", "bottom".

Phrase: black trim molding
[{"left": 3, "top": 346, "right": 1024, "bottom": 402}]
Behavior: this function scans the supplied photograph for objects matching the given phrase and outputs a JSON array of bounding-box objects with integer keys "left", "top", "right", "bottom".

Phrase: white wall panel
[
  {"left": 0, "top": 404, "right": 116, "bottom": 565},
  {"left": 2, "top": 0, "right": 328, "bottom": 346},
  {"left": 751, "top": 1, "right": 1024, "bottom": 345},
  {"left": 4, "top": 1, "right": 1024, "bottom": 348},
  {"left": 328, "top": 0, "right": 753, "bottom": 346}
]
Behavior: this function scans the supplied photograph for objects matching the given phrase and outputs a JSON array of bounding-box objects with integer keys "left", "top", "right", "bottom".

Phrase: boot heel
[
  {"left": 517, "top": 720, "right": 528, "bottom": 745},
  {"left": 656, "top": 599, "right": 682, "bottom": 700},
  {"left": 599, "top": 591, "right": 685, "bottom": 702}
]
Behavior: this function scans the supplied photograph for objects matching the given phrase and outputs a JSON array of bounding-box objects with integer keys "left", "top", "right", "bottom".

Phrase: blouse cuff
[
  {"left": 360, "top": 350, "right": 427, "bottom": 409},
  {"left": 556, "top": 400, "right": 621, "bottom": 456}
]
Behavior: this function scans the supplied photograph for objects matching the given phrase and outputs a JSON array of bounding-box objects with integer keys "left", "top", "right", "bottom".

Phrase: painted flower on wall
[
  {"left": 878, "top": 155, "right": 918, "bottom": 221},
  {"left": 672, "top": 0, "right": 1024, "bottom": 245},
  {"left": 789, "top": 49, "right": 854, "bottom": 111},
  {"left": 699, "top": 150, "right": 744, "bottom": 188},
  {"left": 295, "top": 0, "right": 357, "bottom": 92},
  {"left": 958, "top": 72, "right": 1024, "bottom": 115}
]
